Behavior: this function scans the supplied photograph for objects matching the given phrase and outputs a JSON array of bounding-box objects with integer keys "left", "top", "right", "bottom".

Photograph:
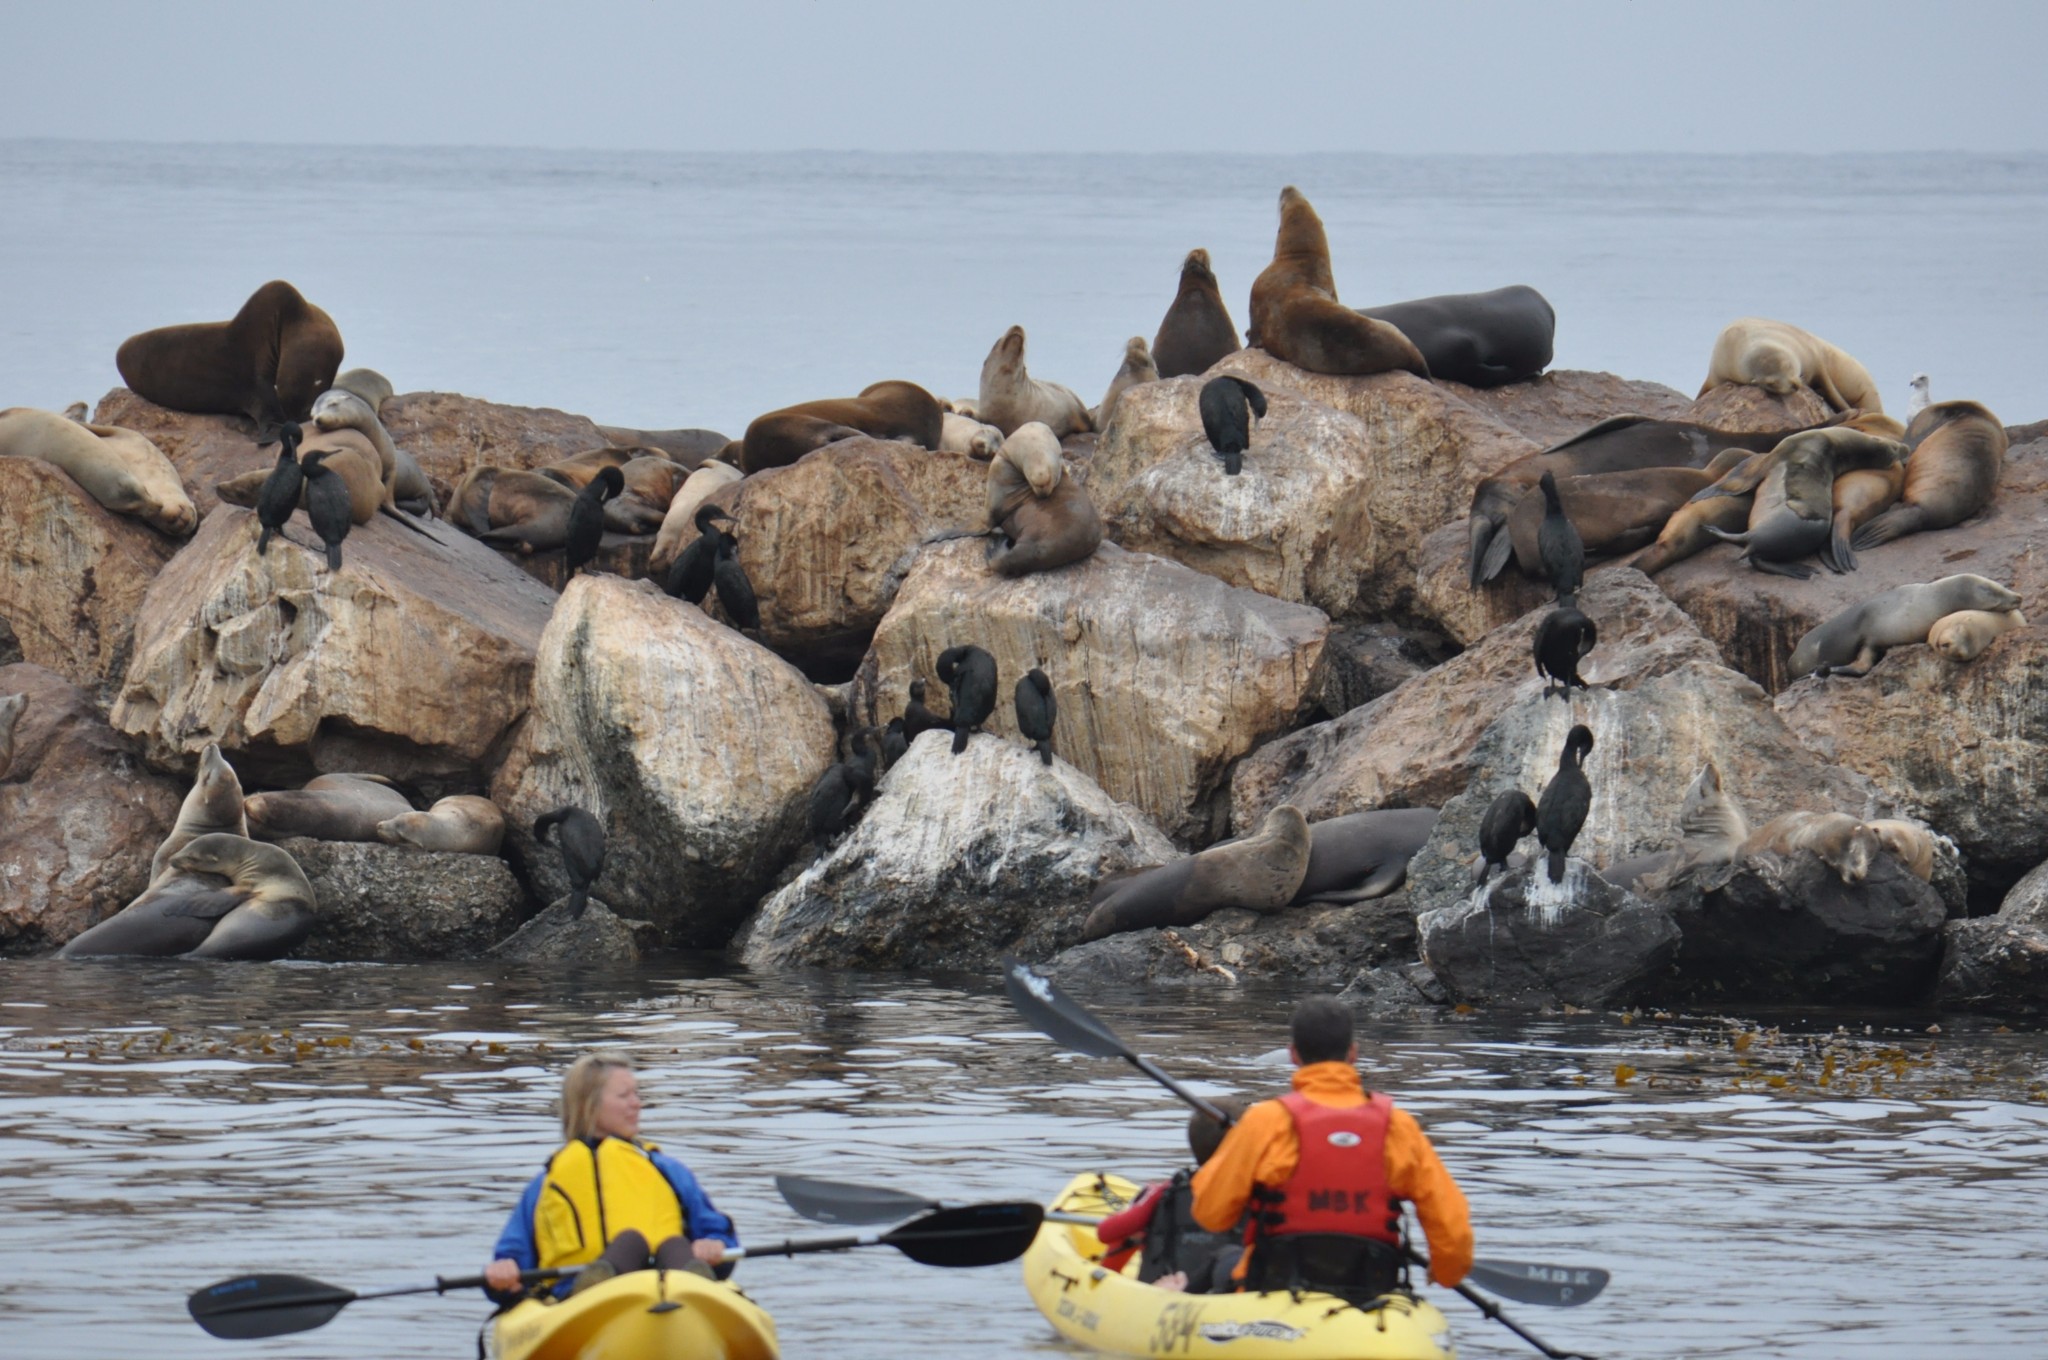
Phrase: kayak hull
[
  {"left": 1024, "top": 1173, "right": 1456, "bottom": 1360},
  {"left": 488, "top": 1268, "right": 779, "bottom": 1360}
]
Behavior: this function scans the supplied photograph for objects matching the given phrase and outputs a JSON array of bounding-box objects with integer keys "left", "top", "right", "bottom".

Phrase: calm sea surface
[{"left": 3, "top": 145, "right": 2048, "bottom": 1358}]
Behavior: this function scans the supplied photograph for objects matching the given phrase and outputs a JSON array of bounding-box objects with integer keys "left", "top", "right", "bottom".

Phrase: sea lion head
[
  {"left": 1002, "top": 423, "right": 1065, "bottom": 497},
  {"left": 1744, "top": 339, "right": 1801, "bottom": 395},
  {"left": 1181, "top": 248, "right": 1215, "bottom": 284},
  {"left": 1833, "top": 823, "right": 1879, "bottom": 886},
  {"left": 311, "top": 388, "right": 373, "bottom": 430},
  {"left": 167, "top": 832, "right": 258, "bottom": 879},
  {"left": 1866, "top": 818, "right": 1936, "bottom": 882},
  {"left": 1123, "top": 335, "right": 1152, "bottom": 368},
  {"left": 93, "top": 424, "right": 199, "bottom": 536},
  {"left": 1950, "top": 575, "right": 2023, "bottom": 614},
  {"left": 1930, "top": 607, "right": 2025, "bottom": 662}
]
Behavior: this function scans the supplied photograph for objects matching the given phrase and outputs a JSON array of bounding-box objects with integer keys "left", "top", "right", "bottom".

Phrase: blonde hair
[{"left": 560, "top": 1052, "right": 635, "bottom": 1142}]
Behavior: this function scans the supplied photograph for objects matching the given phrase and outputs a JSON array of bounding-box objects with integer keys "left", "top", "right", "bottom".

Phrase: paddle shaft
[{"left": 364, "top": 1268, "right": 573, "bottom": 1301}]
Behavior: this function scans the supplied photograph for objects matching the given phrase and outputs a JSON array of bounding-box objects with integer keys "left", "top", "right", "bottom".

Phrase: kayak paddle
[
  {"left": 190, "top": 1202, "right": 1044, "bottom": 1340},
  {"left": 775, "top": 1172, "right": 1606, "bottom": 1307},
  {"left": 1000, "top": 957, "right": 1602, "bottom": 1359}
]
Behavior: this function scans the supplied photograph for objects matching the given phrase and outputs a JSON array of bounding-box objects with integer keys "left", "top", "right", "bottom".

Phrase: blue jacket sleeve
[
  {"left": 492, "top": 1171, "right": 547, "bottom": 1268},
  {"left": 651, "top": 1150, "right": 740, "bottom": 1248}
]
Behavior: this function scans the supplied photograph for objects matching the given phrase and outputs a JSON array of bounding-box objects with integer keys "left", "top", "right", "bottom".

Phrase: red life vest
[{"left": 1246, "top": 1091, "right": 1401, "bottom": 1247}]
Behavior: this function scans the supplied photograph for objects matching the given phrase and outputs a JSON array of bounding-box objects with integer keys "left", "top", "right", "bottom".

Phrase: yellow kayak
[
  {"left": 488, "top": 1268, "right": 779, "bottom": 1360},
  {"left": 1024, "top": 1174, "right": 1456, "bottom": 1360}
]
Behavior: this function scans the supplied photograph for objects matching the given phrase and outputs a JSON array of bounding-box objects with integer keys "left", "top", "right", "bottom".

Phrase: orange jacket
[{"left": 1190, "top": 1062, "right": 1473, "bottom": 1287}]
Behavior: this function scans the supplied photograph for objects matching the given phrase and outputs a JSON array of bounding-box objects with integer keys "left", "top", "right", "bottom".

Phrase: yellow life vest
[{"left": 532, "top": 1137, "right": 685, "bottom": 1269}]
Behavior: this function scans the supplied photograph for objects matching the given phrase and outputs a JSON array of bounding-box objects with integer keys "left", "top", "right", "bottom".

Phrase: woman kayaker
[
  {"left": 483, "top": 1052, "right": 739, "bottom": 1298},
  {"left": 1095, "top": 1097, "right": 1247, "bottom": 1292}
]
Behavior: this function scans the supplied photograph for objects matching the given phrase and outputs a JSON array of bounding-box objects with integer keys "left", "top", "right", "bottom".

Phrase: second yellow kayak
[{"left": 488, "top": 1267, "right": 779, "bottom": 1360}]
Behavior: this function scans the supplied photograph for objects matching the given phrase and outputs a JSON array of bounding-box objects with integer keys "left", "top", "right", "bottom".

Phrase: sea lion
[
  {"left": 986, "top": 423, "right": 1064, "bottom": 524},
  {"left": 1152, "top": 248, "right": 1241, "bottom": 379},
  {"left": 1698, "top": 318, "right": 1882, "bottom": 414},
  {"left": 984, "top": 424, "right": 1102, "bottom": 576},
  {"left": 595, "top": 425, "right": 728, "bottom": 466},
  {"left": 1535, "top": 725, "right": 1595, "bottom": 882},
  {"left": 534, "top": 806, "right": 605, "bottom": 918},
  {"left": 537, "top": 446, "right": 636, "bottom": 490},
  {"left": 1199, "top": 376, "right": 1266, "bottom": 476},
  {"left": 1927, "top": 607, "right": 2026, "bottom": 662},
  {"left": 1790, "top": 574, "right": 2023, "bottom": 679},
  {"left": 220, "top": 430, "right": 386, "bottom": 526},
  {"left": 1626, "top": 491, "right": 1755, "bottom": 576},
  {"left": 1095, "top": 336, "right": 1159, "bottom": 430},
  {"left": 0, "top": 406, "right": 198, "bottom": 536},
  {"left": 937, "top": 645, "right": 998, "bottom": 754},
  {"left": 1533, "top": 607, "right": 1597, "bottom": 699},
  {"left": 1246, "top": 186, "right": 1429, "bottom": 380},
  {"left": 1293, "top": 807, "right": 1437, "bottom": 904},
  {"left": 58, "top": 867, "right": 244, "bottom": 958},
  {"left": 1015, "top": 668, "right": 1056, "bottom": 766},
  {"left": 1357, "top": 285, "right": 1555, "bottom": 388},
  {"left": 1610, "top": 761, "right": 1750, "bottom": 893},
  {"left": 1475, "top": 792, "right": 1538, "bottom": 886},
  {"left": 1505, "top": 449, "right": 1751, "bottom": 577},
  {"left": 332, "top": 367, "right": 395, "bottom": 412},
  {"left": 1739, "top": 812, "right": 1880, "bottom": 886},
  {"left": 1698, "top": 427, "right": 1907, "bottom": 579},
  {"left": 152, "top": 742, "right": 248, "bottom": 881},
  {"left": 602, "top": 455, "right": 686, "bottom": 534},
  {"left": 1851, "top": 400, "right": 2007, "bottom": 552},
  {"left": 116, "top": 280, "right": 343, "bottom": 433},
  {"left": 977, "top": 326, "right": 1092, "bottom": 437},
  {"left": 244, "top": 772, "right": 414, "bottom": 843},
  {"left": 1821, "top": 461, "right": 1906, "bottom": 573},
  {"left": 939, "top": 412, "right": 1003, "bottom": 458},
  {"left": 452, "top": 467, "right": 577, "bottom": 552},
  {"left": 312, "top": 387, "right": 432, "bottom": 513},
  {"left": 375, "top": 795, "right": 507, "bottom": 855},
  {"left": 1081, "top": 805, "right": 1313, "bottom": 940},
  {"left": 166, "top": 834, "right": 320, "bottom": 960},
  {"left": 740, "top": 381, "right": 944, "bottom": 474},
  {"left": 650, "top": 460, "right": 742, "bottom": 571},
  {"left": 1866, "top": 818, "right": 1936, "bottom": 882}
]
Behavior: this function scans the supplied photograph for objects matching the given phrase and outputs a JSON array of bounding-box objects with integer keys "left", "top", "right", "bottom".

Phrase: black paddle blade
[
  {"left": 1467, "top": 1258, "right": 1610, "bottom": 1308},
  {"left": 1001, "top": 957, "right": 1132, "bottom": 1061},
  {"left": 883, "top": 1201, "right": 1045, "bottom": 1267},
  {"left": 189, "top": 1274, "right": 355, "bottom": 1340},
  {"left": 776, "top": 1173, "right": 936, "bottom": 1226}
]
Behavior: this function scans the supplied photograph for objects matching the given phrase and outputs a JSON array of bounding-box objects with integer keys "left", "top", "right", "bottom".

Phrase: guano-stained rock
[
  {"left": 1416, "top": 863, "right": 1680, "bottom": 1009},
  {"left": 283, "top": 837, "right": 528, "bottom": 961}
]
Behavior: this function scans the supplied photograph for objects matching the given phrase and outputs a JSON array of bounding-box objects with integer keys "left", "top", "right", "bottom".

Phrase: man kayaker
[
  {"left": 1190, "top": 997, "right": 1472, "bottom": 1301},
  {"left": 483, "top": 1053, "right": 739, "bottom": 1299},
  {"left": 1095, "top": 1097, "right": 1247, "bottom": 1292}
]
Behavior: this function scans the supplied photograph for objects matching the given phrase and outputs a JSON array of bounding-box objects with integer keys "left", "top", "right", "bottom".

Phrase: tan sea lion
[
  {"left": 1609, "top": 761, "right": 1750, "bottom": 893},
  {"left": 244, "top": 773, "right": 413, "bottom": 843},
  {"left": 740, "top": 381, "right": 944, "bottom": 474},
  {"left": 151, "top": 742, "right": 248, "bottom": 882},
  {"left": 1927, "top": 607, "right": 2026, "bottom": 662},
  {"left": 650, "top": 460, "right": 743, "bottom": 571},
  {"left": 1694, "top": 427, "right": 1907, "bottom": 579},
  {"left": 217, "top": 429, "right": 386, "bottom": 526},
  {"left": 375, "top": 794, "right": 506, "bottom": 855},
  {"left": 1822, "top": 461, "right": 1905, "bottom": 573},
  {"left": 538, "top": 446, "right": 637, "bottom": 490},
  {"left": 977, "top": 326, "right": 1092, "bottom": 437},
  {"left": 1246, "top": 186, "right": 1429, "bottom": 379},
  {"left": 1698, "top": 318, "right": 1882, "bottom": 414},
  {"left": 1081, "top": 805, "right": 1312, "bottom": 941},
  {"left": 0, "top": 406, "right": 198, "bottom": 536},
  {"left": 1152, "top": 247, "right": 1242, "bottom": 379},
  {"left": 171, "top": 834, "right": 319, "bottom": 961},
  {"left": 1626, "top": 491, "right": 1755, "bottom": 575},
  {"left": 986, "top": 423, "right": 1064, "bottom": 525},
  {"left": 1851, "top": 400, "right": 2006, "bottom": 552},
  {"left": 116, "top": 280, "right": 343, "bottom": 432},
  {"left": 1738, "top": 811, "right": 1880, "bottom": 885},
  {"left": 332, "top": 367, "right": 395, "bottom": 412},
  {"left": 312, "top": 386, "right": 433, "bottom": 512},
  {"left": 450, "top": 467, "right": 578, "bottom": 551},
  {"left": 1865, "top": 819, "right": 1937, "bottom": 882},
  {"left": 1094, "top": 335, "right": 1159, "bottom": 430},
  {"left": 1790, "top": 574, "right": 2023, "bottom": 679},
  {"left": 1505, "top": 448, "right": 1750, "bottom": 576},
  {"left": 938, "top": 412, "right": 1003, "bottom": 458}
]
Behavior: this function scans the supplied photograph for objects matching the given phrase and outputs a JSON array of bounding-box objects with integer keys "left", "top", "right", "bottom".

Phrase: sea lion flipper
[
  {"left": 156, "top": 886, "right": 244, "bottom": 920},
  {"left": 1689, "top": 451, "right": 1772, "bottom": 502},
  {"left": 1751, "top": 558, "right": 1815, "bottom": 580},
  {"left": 1477, "top": 526, "right": 1516, "bottom": 584},
  {"left": 1537, "top": 415, "right": 1652, "bottom": 456}
]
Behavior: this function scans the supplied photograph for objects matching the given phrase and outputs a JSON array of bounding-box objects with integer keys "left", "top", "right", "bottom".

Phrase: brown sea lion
[
  {"left": 1246, "top": 186, "right": 1428, "bottom": 380},
  {"left": 537, "top": 446, "right": 637, "bottom": 490},
  {"left": 1789, "top": 574, "right": 2023, "bottom": 679},
  {"left": 1821, "top": 461, "right": 1906, "bottom": 573},
  {"left": 375, "top": 794, "right": 506, "bottom": 855},
  {"left": 244, "top": 772, "right": 413, "bottom": 843},
  {"left": 58, "top": 866, "right": 243, "bottom": 958},
  {"left": 1738, "top": 811, "right": 1880, "bottom": 885},
  {"left": 1851, "top": 400, "right": 2007, "bottom": 552},
  {"left": 989, "top": 472, "right": 1102, "bottom": 578},
  {"left": 1698, "top": 318, "right": 1882, "bottom": 414},
  {"left": 115, "top": 280, "right": 343, "bottom": 433},
  {"left": 1626, "top": 492, "right": 1755, "bottom": 576},
  {"left": 977, "top": 326, "right": 1092, "bottom": 437},
  {"left": 985, "top": 423, "right": 1064, "bottom": 526},
  {"left": 0, "top": 406, "right": 199, "bottom": 536},
  {"left": 171, "top": 834, "right": 319, "bottom": 961},
  {"left": 602, "top": 455, "right": 687, "bottom": 534},
  {"left": 312, "top": 387, "right": 433, "bottom": 512},
  {"left": 740, "top": 381, "right": 944, "bottom": 474},
  {"left": 1927, "top": 607, "right": 2026, "bottom": 662},
  {"left": 1152, "top": 247, "right": 1242, "bottom": 379},
  {"left": 151, "top": 742, "right": 248, "bottom": 881},
  {"left": 1696, "top": 427, "right": 1907, "bottom": 579},
  {"left": 449, "top": 467, "right": 578, "bottom": 551},
  {"left": 1081, "top": 805, "right": 1311, "bottom": 941},
  {"left": 1094, "top": 335, "right": 1159, "bottom": 430},
  {"left": 595, "top": 425, "right": 728, "bottom": 466},
  {"left": 650, "top": 460, "right": 743, "bottom": 570},
  {"left": 1504, "top": 447, "right": 1750, "bottom": 576}
]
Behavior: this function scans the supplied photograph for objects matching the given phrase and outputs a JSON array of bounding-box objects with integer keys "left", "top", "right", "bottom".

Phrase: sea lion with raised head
[
  {"left": 650, "top": 460, "right": 742, "bottom": 571},
  {"left": 244, "top": 772, "right": 414, "bottom": 843},
  {"left": 977, "top": 326, "right": 1092, "bottom": 437},
  {"left": 1095, "top": 336, "right": 1159, "bottom": 430},
  {"left": 1152, "top": 248, "right": 1241, "bottom": 379},
  {"left": 152, "top": 742, "right": 248, "bottom": 881},
  {"left": 1247, "top": 186, "right": 1429, "bottom": 380},
  {"left": 1610, "top": 761, "right": 1750, "bottom": 893},
  {"left": 375, "top": 795, "right": 507, "bottom": 855},
  {"left": 116, "top": 280, "right": 343, "bottom": 434},
  {"left": 313, "top": 386, "right": 432, "bottom": 513},
  {"left": 1851, "top": 400, "right": 2007, "bottom": 553},
  {"left": 1927, "top": 607, "right": 2026, "bottom": 663},
  {"left": 1698, "top": 318, "right": 1882, "bottom": 414},
  {"left": 1739, "top": 811, "right": 1880, "bottom": 886},
  {"left": 740, "top": 380, "right": 945, "bottom": 474},
  {"left": 1293, "top": 806, "right": 1437, "bottom": 904},
  {"left": 1081, "top": 805, "right": 1312, "bottom": 941},
  {"left": 0, "top": 406, "right": 198, "bottom": 536},
  {"left": 1789, "top": 574, "right": 2023, "bottom": 679},
  {"left": 1357, "top": 285, "right": 1555, "bottom": 388}
]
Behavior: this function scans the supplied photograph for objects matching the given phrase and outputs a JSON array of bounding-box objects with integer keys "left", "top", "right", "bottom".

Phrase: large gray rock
[
  {"left": 283, "top": 837, "right": 528, "bottom": 960},
  {"left": 1998, "top": 859, "right": 2048, "bottom": 929},
  {"left": 1933, "top": 919, "right": 2048, "bottom": 1020},
  {"left": 1046, "top": 896, "right": 1417, "bottom": 991},
  {"left": 1313, "top": 623, "right": 1451, "bottom": 718},
  {"left": 1417, "top": 863, "right": 1680, "bottom": 1009},
  {"left": 489, "top": 899, "right": 663, "bottom": 963},
  {"left": 734, "top": 735, "right": 1174, "bottom": 971}
]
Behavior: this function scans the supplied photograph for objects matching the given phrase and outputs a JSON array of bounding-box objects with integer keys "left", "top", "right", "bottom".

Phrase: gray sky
[{"left": 3, "top": 1, "right": 2044, "bottom": 153}]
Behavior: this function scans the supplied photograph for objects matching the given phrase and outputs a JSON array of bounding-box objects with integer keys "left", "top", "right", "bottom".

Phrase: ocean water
[{"left": 2, "top": 142, "right": 2044, "bottom": 436}]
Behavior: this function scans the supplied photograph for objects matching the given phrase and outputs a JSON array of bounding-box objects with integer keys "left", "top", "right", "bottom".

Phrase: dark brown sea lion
[
  {"left": 1246, "top": 186, "right": 1429, "bottom": 380},
  {"left": 988, "top": 470, "right": 1103, "bottom": 577},
  {"left": 115, "top": 280, "right": 343, "bottom": 433},
  {"left": 1151, "top": 248, "right": 1242, "bottom": 378},
  {"left": 449, "top": 467, "right": 577, "bottom": 551},
  {"left": 739, "top": 381, "right": 944, "bottom": 474},
  {"left": 604, "top": 455, "right": 686, "bottom": 534},
  {"left": 1850, "top": 400, "right": 2007, "bottom": 553},
  {"left": 1081, "top": 806, "right": 1311, "bottom": 941},
  {"left": 1504, "top": 448, "right": 1750, "bottom": 577},
  {"left": 1357, "top": 285, "right": 1555, "bottom": 388}
]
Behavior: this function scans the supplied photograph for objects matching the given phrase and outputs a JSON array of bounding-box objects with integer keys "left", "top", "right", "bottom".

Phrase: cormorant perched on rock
[
  {"left": 712, "top": 535, "right": 759, "bottom": 632},
  {"left": 255, "top": 421, "right": 303, "bottom": 556},
  {"left": 808, "top": 731, "right": 879, "bottom": 847},
  {"left": 533, "top": 806, "right": 606, "bottom": 919},
  {"left": 566, "top": 465, "right": 624, "bottom": 576},
  {"left": 880, "top": 717, "right": 908, "bottom": 768},
  {"left": 663, "top": 503, "right": 733, "bottom": 605},
  {"left": 1014, "top": 667, "right": 1056, "bottom": 766},
  {"left": 1475, "top": 789, "right": 1538, "bottom": 886},
  {"left": 1198, "top": 375, "right": 1267, "bottom": 476},
  {"left": 903, "top": 678, "right": 947, "bottom": 746},
  {"left": 936, "top": 645, "right": 997, "bottom": 755},
  {"left": 1535, "top": 724, "right": 1595, "bottom": 884},
  {"left": 300, "top": 451, "right": 352, "bottom": 571},
  {"left": 1533, "top": 606, "right": 1598, "bottom": 699},
  {"left": 1537, "top": 471, "right": 1585, "bottom": 604}
]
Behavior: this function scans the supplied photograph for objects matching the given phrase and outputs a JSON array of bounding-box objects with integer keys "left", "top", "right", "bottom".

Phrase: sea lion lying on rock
[
  {"left": 312, "top": 387, "right": 432, "bottom": 513},
  {"left": 1851, "top": 400, "right": 2006, "bottom": 553},
  {"left": 1927, "top": 607, "right": 2026, "bottom": 662},
  {"left": 0, "top": 406, "right": 199, "bottom": 536},
  {"left": 650, "top": 460, "right": 742, "bottom": 571},
  {"left": 1081, "top": 805, "right": 1311, "bottom": 941},
  {"left": 1692, "top": 427, "right": 1908, "bottom": 579},
  {"left": 1698, "top": 318, "right": 1882, "bottom": 414},
  {"left": 1735, "top": 811, "right": 1881, "bottom": 886},
  {"left": 1504, "top": 448, "right": 1751, "bottom": 577},
  {"left": 245, "top": 773, "right": 413, "bottom": 843},
  {"left": 60, "top": 833, "right": 316, "bottom": 960},
  {"left": 1292, "top": 808, "right": 1438, "bottom": 905},
  {"left": 1603, "top": 762, "right": 1748, "bottom": 893},
  {"left": 939, "top": 412, "right": 1003, "bottom": 457},
  {"left": 116, "top": 279, "right": 343, "bottom": 434},
  {"left": 984, "top": 422, "right": 1102, "bottom": 577},
  {"left": 1789, "top": 574, "right": 2023, "bottom": 679},
  {"left": 740, "top": 381, "right": 944, "bottom": 473},
  {"left": 375, "top": 794, "right": 506, "bottom": 855},
  {"left": 449, "top": 467, "right": 578, "bottom": 551},
  {"left": 1094, "top": 335, "right": 1159, "bottom": 430}
]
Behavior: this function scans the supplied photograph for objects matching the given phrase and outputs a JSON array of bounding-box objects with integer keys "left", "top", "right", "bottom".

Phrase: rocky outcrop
[
  {"left": 851, "top": 539, "right": 1328, "bottom": 842},
  {"left": 1437, "top": 370, "right": 1694, "bottom": 448},
  {"left": 0, "top": 664, "right": 183, "bottom": 953},
  {"left": 0, "top": 458, "right": 182, "bottom": 696},
  {"left": 1934, "top": 919, "right": 2048, "bottom": 1019},
  {"left": 1417, "top": 864, "right": 1680, "bottom": 1008},
  {"left": 1047, "top": 896, "right": 1418, "bottom": 990},
  {"left": 1233, "top": 570, "right": 1723, "bottom": 828},
  {"left": 735, "top": 735, "right": 1174, "bottom": 971},
  {"left": 490, "top": 577, "right": 836, "bottom": 946},
  {"left": 489, "top": 899, "right": 663, "bottom": 963},
  {"left": 379, "top": 391, "right": 613, "bottom": 487},
  {"left": 1998, "top": 860, "right": 2048, "bottom": 929},
  {"left": 1412, "top": 520, "right": 1588, "bottom": 647},
  {"left": 1313, "top": 623, "right": 1452, "bottom": 718},
  {"left": 111, "top": 506, "right": 558, "bottom": 793},
  {"left": 1683, "top": 382, "right": 1832, "bottom": 433},
  {"left": 284, "top": 838, "right": 528, "bottom": 960}
]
